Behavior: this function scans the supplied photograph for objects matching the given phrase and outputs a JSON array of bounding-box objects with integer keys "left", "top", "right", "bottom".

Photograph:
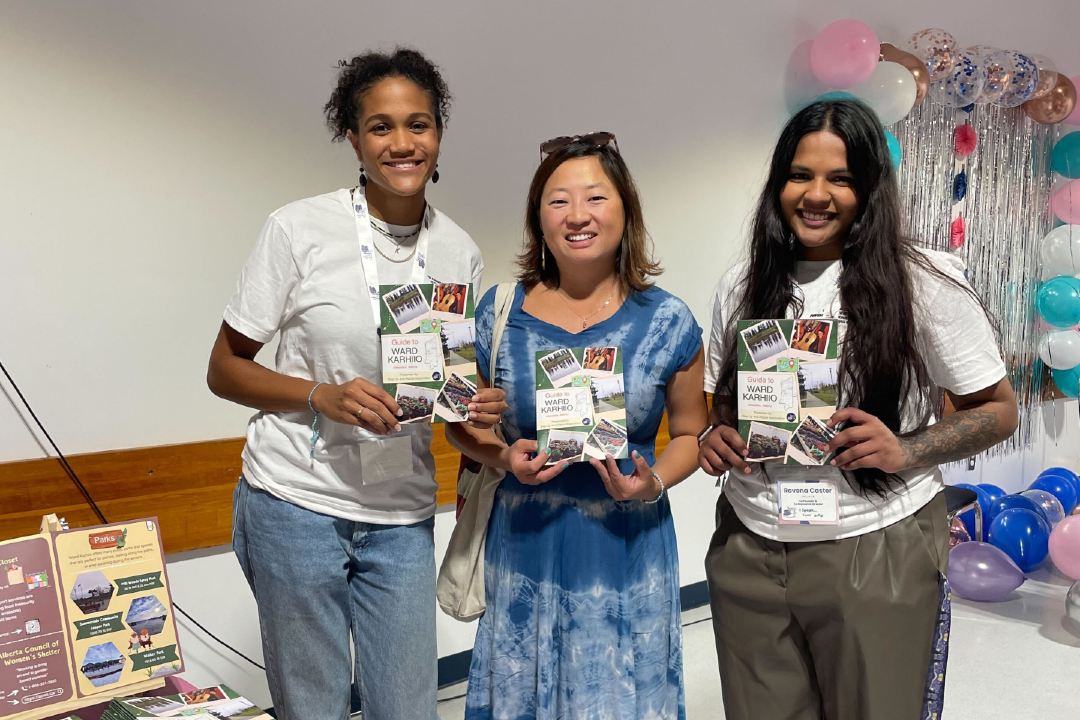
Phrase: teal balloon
[
  {"left": 1036, "top": 276, "right": 1080, "bottom": 328},
  {"left": 885, "top": 130, "right": 901, "bottom": 171},
  {"left": 816, "top": 91, "right": 858, "bottom": 102},
  {"left": 1053, "top": 365, "right": 1080, "bottom": 398},
  {"left": 1052, "top": 132, "right": 1080, "bottom": 179}
]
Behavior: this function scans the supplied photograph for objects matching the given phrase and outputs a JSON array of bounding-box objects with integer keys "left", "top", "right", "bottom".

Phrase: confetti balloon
[
  {"left": 976, "top": 50, "right": 1014, "bottom": 105},
  {"left": 850, "top": 61, "right": 917, "bottom": 124},
  {"left": 1000, "top": 52, "right": 1039, "bottom": 107},
  {"left": 928, "top": 48, "right": 985, "bottom": 107},
  {"left": 1028, "top": 54, "right": 1058, "bottom": 99},
  {"left": 905, "top": 28, "right": 958, "bottom": 83},
  {"left": 1021, "top": 489, "right": 1066, "bottom": 525},
  {"left": 1026, "top": 74, "right": 1079, "bottom": 125}
]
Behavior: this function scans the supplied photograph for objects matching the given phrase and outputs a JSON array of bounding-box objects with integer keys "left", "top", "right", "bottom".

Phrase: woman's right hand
[
  {"left": 501, "top": 439, "right": 569, "bottom": 485},
  {"left": 311, "top": 379, "right": 403, "bottom": 435},
  {"left": 698, "top": 425, "right": 752, "bottom": 476}
]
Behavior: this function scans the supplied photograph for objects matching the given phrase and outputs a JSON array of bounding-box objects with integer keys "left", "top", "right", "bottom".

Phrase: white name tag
[{"left": 778, "top": 480, "right": 840, "bottom": 525}]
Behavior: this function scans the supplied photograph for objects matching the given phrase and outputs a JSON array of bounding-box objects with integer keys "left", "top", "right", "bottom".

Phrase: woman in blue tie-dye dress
[{"left": 446, "top": 135, "right": 708, "bottom": 719}]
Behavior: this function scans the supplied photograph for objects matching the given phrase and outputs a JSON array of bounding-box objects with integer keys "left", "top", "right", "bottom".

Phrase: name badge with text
[{"left": 778, "top": 480, "right": 840, "bottom": 525}]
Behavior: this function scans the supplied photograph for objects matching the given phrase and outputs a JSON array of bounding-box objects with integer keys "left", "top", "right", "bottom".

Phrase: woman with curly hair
[{"left": 207, "top": 48, "right": 506, "bottom": 720}]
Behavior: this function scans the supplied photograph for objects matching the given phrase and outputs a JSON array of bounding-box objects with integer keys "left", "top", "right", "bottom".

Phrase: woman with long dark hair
[
  {"left": 698, "top": 99, "right": 1018, "bottom": 720},
  {"left": 446, "top": 135, "right": 707, "bottom": 718},
  {"left": 207, "top": 48, "right": 505, "bottom": 720}
]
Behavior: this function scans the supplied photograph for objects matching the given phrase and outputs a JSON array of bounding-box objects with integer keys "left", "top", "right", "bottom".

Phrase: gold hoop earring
[{"left": 541, "top": 241, "right": 546, "bottom": 271}]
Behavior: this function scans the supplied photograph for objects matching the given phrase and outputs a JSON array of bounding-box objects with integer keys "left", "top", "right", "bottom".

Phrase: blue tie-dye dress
[{"left": 465, "top": 283, "right": 702, "bottom": 720}]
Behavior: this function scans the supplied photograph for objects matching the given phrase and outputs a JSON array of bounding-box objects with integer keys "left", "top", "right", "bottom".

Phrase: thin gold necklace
[
  {"left": 373, "top": 239, "right": 416, "bottom": 263},
  {"left": 555, "top": 282, "right": 619, "bottom": 329}
]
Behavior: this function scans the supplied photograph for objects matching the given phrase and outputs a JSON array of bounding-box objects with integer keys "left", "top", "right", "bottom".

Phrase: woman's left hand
[
  {"left": 468, "top": 387, "right": 507, "bottom": 429},
  {"left": 590, "top": 450, "right": 663, "bottom": 502},
  {"left": 827, "top": 408, "right": 908, "bottom": 474}
]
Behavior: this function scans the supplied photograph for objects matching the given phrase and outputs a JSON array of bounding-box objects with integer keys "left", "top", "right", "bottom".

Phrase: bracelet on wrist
[
  {"left": 308, "top": 382, "right": 325, "bottom": 459},
  {"left": 644, "top": 470, "right": 665, "bottom": 505}
]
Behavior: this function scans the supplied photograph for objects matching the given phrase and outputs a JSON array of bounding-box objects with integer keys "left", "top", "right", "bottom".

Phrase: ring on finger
[{"left": 356, "top": 407, "right": 365, "bottom": 422}]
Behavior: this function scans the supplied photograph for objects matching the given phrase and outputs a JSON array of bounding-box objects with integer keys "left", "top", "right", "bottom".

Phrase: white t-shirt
[
  {"left": 224, "top": 189, "right": 483, "bottom": 524},
  {"left": 704, "top": 247, "right": 1006, "bottom": 541}
]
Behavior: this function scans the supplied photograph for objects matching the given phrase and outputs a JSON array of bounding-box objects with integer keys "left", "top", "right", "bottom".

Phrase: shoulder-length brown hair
[{"left": 516, "top": 142, "right": 661, "bottom": 292}]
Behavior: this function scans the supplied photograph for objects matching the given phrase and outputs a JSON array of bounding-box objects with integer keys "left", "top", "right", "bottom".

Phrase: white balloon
[
  {"left": 1039, "top": 328, "right": 1080, "bottom": 369},
  {"left": 850, "top": 62, "right": 918, "bottom": 125},
  {"left": 1042, "top": 225, "right": 1080, "bottom": 276}
]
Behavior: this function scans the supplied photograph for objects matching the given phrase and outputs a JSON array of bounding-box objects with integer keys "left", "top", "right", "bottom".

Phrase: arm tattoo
[{"left": 897, "top": 406, "right": 1004, "bottom": 469}]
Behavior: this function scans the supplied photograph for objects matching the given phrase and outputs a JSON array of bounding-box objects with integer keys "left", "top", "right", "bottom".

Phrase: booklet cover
[
  {"left": 103, "top": 683, "right": 271, "bottom": 719},
  {"left": 534, "top": 346, "right": 629, "bottom": 465},
  {"left": 736, "top": 319, "right": 841, "bottom": 465},
  {"left": 380, "top": 283, "right": 476, "bottom": 424},
  {"left": 0, "top": 519, "right": 182, "bottom": 720}
]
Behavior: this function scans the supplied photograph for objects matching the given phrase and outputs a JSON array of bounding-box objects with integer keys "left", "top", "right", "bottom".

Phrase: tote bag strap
[{"left": 488, "top": 282, "right": 516, "bottom": 383}]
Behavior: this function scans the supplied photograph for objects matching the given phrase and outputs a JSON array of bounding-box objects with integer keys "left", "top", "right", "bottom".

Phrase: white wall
[{"left": 3, "top": 0, "right": 1079, "bottom": 703}]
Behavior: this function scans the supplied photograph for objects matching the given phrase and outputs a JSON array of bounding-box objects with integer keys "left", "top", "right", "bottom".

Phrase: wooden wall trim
[{"left": 0, "top": 417, "right": 674, "bottom": 554}]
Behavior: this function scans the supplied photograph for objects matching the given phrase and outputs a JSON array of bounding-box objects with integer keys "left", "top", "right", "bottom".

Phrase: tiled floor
[{"left": 435, "top": 567, "right": 1080, "bottom": 718}]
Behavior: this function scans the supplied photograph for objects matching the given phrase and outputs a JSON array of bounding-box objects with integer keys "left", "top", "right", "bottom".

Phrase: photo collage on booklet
[
  {"left": 380, "top": 283, "right": 476, "bottom": 424},
  {"left": 534, "top": 346, "right": 628, "bottom": 466},
  {"left": 736, "top": 319, "right": 841, "bottom": 466}
]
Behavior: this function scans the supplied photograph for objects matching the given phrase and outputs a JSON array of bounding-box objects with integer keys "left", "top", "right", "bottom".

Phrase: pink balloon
[
  {"left": 1052, "top": 180, "right": 1080, "bottom": 224},
  {"left": 1049, "top": 515, "right": 1080, "bottom": 579},
  {"left": 1068, "top": 76, "right": 1080, "bottom": 125},
  {"left": 810, "top": 19, "right": 880, "bottom": 89}
]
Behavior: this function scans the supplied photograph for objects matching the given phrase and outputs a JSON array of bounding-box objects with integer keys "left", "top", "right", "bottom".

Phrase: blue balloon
[
  {"left": 884, "top": 130, "right": 901, "bottom": 171},
  {"left": 1051, "top": 132, "right": 1080, "bottom": 179},
  {"left": 976, "top": 483, "right": 1007, "bottom": 504},
  {"left": 1038, "top": 468, "right": 1080, "bottom": 500},
  {"left": 816, "top": 91, "right": 858, "bottom": 102},
  {"left": 988, "top": 508, "right": 1050, "bottom": 572},
  {"left": 1029, "top": 474, "right": 1078, "bottom": 515},
  {"left": 987, "top": 493, "right": 1043, "bottom": 526},
  {"left": 954, "top": 483, "right": 991, "bottom": 540},
  {"left": 1053, "top": 365, "right": 1080, "bottom": 399},
  {"left": 1036, "top": 276, "right": 1080, "bottom": 328}
]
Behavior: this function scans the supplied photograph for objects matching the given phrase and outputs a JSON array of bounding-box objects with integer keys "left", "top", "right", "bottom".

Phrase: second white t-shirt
[
  {"left": 224, "top": 188, "right": 483, "bottom": 524},
  {"left": 704, "top": 247, "right": 1006, "bottom": 541}
]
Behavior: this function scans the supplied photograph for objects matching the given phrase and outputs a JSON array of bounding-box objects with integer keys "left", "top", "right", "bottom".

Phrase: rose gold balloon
[
  {"left": 1023, "top": 73, "right": 1078, "bottom": 125},
  {"left": 881, "top": 42, "right": 930, "bottom": 105}
]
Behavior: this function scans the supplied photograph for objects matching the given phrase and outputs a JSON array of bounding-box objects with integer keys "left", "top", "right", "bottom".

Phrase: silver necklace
[{"left": 556, "top": 283, "right": 619, "bottom": 329}]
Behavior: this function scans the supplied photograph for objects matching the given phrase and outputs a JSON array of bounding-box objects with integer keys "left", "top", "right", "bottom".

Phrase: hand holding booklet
[
  {"left": 534, "top": 346, "right": 629, "bottom": 465},
  {"left": 736, "top": 318, "right": 842, "bottom": 466},
  {"left": 380, "top": 283, "right": 477, "bottom": 424}
]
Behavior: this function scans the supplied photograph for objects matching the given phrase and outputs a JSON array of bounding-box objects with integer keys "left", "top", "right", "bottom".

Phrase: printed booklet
[
  {"left": 0, "top": 519, "right": 183, "bottom": 720},
  {"left": 534, "top": 346, "right": 628, "bottom": 465},
  {"left": 736, "top": 319, "right": 841, "bottom": 465},
  {"left": 380, "top": 283, "right": 476, "bottom": 424}
]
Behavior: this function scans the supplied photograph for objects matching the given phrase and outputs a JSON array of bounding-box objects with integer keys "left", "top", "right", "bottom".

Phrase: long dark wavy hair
[{"left": 715, "top": 99, "right": 986, "bottom": 496}]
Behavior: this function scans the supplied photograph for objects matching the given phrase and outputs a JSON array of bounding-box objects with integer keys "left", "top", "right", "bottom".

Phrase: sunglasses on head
[{"left": 540, "top": 132, "right": 619, "bottom": 160}]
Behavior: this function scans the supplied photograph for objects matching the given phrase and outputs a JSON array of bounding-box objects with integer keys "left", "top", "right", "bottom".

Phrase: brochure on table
[
  {"left": 534, "top": 346, "right": 629, "bottom": 465},
  {"left": 103, "top": 683, "right": 271, "bottom": 719},
  {"left": 380, "top": 283, "right": 477, "bottom": 424},
  {"left": 736, "top": 319, "right": 841, "bottom": 466},
  {"left": 0, "top": 518, "right": 182, "bottom": 720}
]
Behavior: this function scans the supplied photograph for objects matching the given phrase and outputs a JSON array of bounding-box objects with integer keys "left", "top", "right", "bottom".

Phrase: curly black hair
[{"left": 324, "top": 47, "right": 452, "bottom": 142}]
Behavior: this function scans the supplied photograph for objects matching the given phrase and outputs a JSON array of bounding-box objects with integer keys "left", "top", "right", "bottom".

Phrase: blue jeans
[{"left": 232, "top": 479, "right": 438, "bottom": 720}]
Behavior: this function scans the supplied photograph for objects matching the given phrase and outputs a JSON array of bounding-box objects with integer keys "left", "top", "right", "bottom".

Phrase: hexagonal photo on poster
[
  {"left": 125, "top": 594, "right": 168, "bottom": 651},
  {"left": 70, "top": 570, "right": 115, "bottom": 615},
  {"left": 80, "top": 641, "right": 125, "bottom": 687}
]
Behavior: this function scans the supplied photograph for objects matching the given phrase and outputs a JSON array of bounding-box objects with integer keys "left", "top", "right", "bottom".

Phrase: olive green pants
[{"left": 706, "top": 491, "right": 948, "bottom": 720}]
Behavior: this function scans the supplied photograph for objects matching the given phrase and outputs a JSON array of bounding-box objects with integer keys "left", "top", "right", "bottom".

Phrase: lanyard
[{"left": 348, "top": 186, "right": 432, "bottom": 323}]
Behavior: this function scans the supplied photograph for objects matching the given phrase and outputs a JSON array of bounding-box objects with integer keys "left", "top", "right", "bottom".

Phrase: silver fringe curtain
[{"left": 890, "top": 103, "right": 1058, "bottom": 454}]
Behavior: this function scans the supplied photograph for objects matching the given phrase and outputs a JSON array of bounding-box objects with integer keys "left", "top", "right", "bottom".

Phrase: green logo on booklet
[
  {"left": 420, "top": 318, "right": 442, "bottom": 333},
  {"left": 777, "top": 358, "right": 799, "bottom": 372},
  {"left": 571, "top": 376, "right": 591, "bottom": 387}
]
